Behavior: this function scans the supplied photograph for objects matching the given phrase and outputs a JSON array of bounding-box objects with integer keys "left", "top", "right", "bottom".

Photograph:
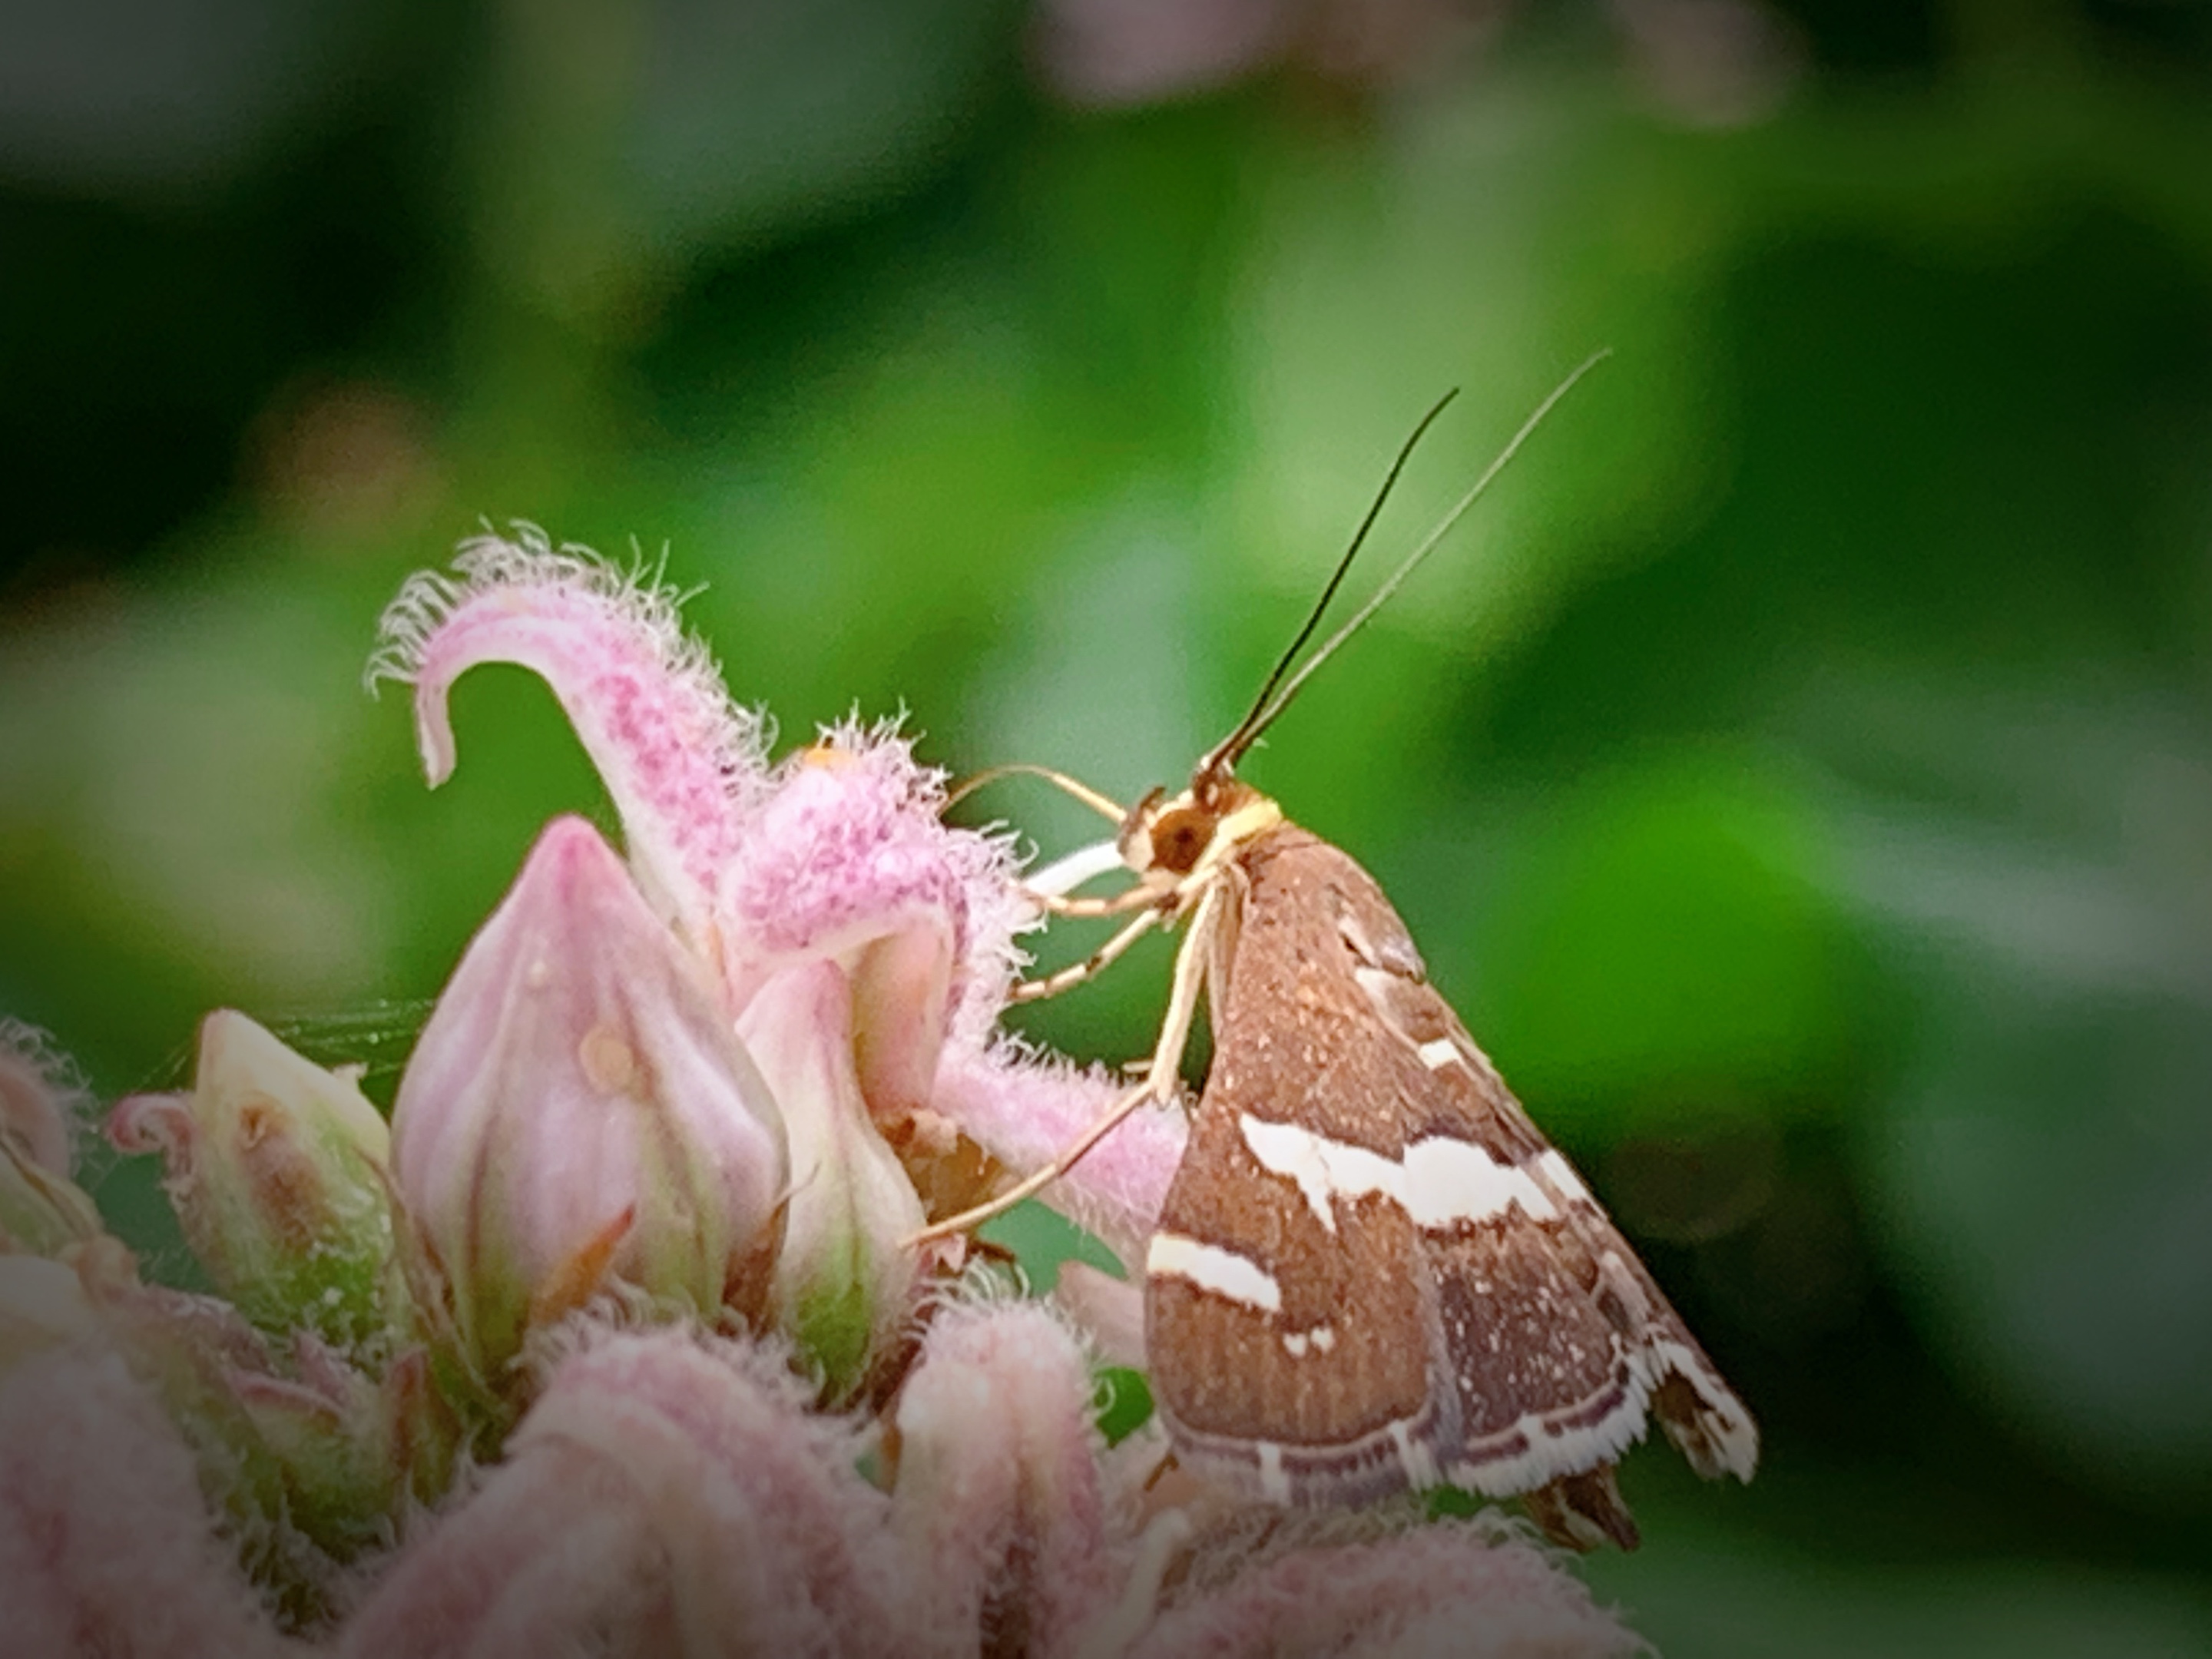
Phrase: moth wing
[
  {"left": 1144, "top": 825, "right": 1626, "bottom": 1508},
  {"left": 1147, "top": 1076, "right": 1455, "bottom": 1507},
  {"left": 1326, "top": 856, "right": 1760, "bottom": 1496}
]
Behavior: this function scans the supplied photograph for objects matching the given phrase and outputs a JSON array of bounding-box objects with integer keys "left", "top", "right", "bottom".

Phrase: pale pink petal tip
[
  {"left": 0, "top": 1350, "right": 297, "bottom": 1658},
  {"left": 894, "top": 1300, "right": 1121, "bottom": 1651},
  {"left": 932, "top": 1038, "right": 1186, "bottom": 1267},
  {"left": 343, "top": 1327, "right": 898, "bottom": 1659},
  {"left": 1137, "top": 1518, "right": 1647, "bottom": 1659},
  {"left": 0, "top": 1018, "right": 91, "bottom": 1178},
  {"left": 366, "top": 528, "right": 767, "bottom": 932},
  {"left": 721, "top": 717, "right": 1030, "bottom": 1032}
]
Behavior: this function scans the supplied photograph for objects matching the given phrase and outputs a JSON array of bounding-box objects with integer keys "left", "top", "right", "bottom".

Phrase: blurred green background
[{"left": 2, "top": 0, "right": 2210, "bottom": 1652}]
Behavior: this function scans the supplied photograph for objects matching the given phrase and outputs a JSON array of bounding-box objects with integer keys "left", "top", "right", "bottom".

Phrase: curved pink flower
[
  {"left": 369, "top": 528, "right": 768, "bottom": 953},
  {"left": 371, "top": 536, "right": 1184, "bottom": 1304}
]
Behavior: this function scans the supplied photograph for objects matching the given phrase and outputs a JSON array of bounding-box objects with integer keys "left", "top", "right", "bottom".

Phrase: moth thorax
[{"left": 1117, "top": 777, "right": 1274, "bottom": 879}]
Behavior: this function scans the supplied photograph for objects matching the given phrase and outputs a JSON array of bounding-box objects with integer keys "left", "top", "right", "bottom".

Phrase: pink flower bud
[
  {"left": 0, "top": 1349, "right": 296, "bottom": 1659},
  {"left": 339, "top": 1328, "right": 903, "bottom": 1659},
  {"left": 391, "top": 817, "right": 786, "bottom": 1380},
  {"left": 890, "top": 1301, "right": 1123, "bottom": 1652},
  {"left": 734, "top": 960, "right": 935, "bottom": 1396},
  {"left": 108, "top": 1011, "right": 401, "bottom": 1353}
]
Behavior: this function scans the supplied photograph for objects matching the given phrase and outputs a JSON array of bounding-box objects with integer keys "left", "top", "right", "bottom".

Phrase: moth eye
[{"left": 1147, "top": 808, "right": 1214, "bottom": 875}]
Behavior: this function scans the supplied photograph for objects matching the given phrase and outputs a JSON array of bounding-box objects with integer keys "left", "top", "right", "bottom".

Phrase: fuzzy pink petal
[
  {"left": 930, "top": 1038, "right": 1186, "bottom": 1268},
  {"left": 342, "top": 1328, "right": 901, "bottom": 1659},
  {"left": 720, "top": 721, "right": 1028, "bottom": 1045},
  {"left": 892, "top": 1300, "right": 1124, "bottom": 1654},
  {"left": 1133, "top": 1520, "right": 1645, "bottom": 1659},
  {"left": 369, "top": 530, "right": 766, "bottom": 942},
  {"left": 0, "top": 1018, "right": 88, "bottom": 1178},
  {"left": 0, "top": 1351, "right": 299, "bottom": 1659}
]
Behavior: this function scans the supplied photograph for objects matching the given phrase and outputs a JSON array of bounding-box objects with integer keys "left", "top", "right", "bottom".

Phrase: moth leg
[
  {"left": 905, "top": 885, "right": 1220, "bottom": 1247},
  {"left": 1009, "top": 906, "right": 1163, "bottom": 1003},
  {"left": 1025, "top": 884, "right": 1161, "bottom": 920}
]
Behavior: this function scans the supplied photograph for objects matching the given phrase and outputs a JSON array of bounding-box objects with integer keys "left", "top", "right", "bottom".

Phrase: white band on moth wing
[
  {"left": 1416, "top": 1038, "right": 1459, "bottom": 1071},
  {"left": 1641, "top": 1337, "right": 1760, "bottom": 1481},
  {"left": 1239, "top": 1113, "right": 1562, "bottom": 1231},
  {"left": 1402, "top": 1137, "right": 1561, "bottom": 1226},
  {"left": 1534, "top": 1148, "right": 1591, "bottom": 1205},
  {"left": 1147, "top": 1232, "right": 1283, "bottom": 1313},
  {"left": 1446, "top": 1377, "right": 1654, "bottom": 1498},
  {"left": 1237, "top": 1114, "right": 1400, "bottom": 1234},
  {"left": 1028, "top": 837, "right": 1128, "bottom": 897}
]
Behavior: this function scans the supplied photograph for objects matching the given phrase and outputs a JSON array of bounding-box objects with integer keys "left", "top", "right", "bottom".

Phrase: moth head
[{"left": 1116, "top": 773, "right": 1279, "bottom": 883}]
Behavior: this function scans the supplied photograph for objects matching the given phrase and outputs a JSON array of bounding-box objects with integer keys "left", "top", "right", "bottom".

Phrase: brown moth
[
  {"left": 928, "top": 356, "right": 1757, "bottom": 1548},
  {"left": 1121, "top": 772, "right": 1757, "bottom": 1550}
]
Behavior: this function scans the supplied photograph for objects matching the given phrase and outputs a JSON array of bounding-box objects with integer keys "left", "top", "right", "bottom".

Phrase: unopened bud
[
  {"left": 109, "top": 1011, "right": 401, "bottom": 1353},
  {"left": 735, "top": 960, "right": 933, "bottom": 1397},
  {"left": 391, "top": 817, "right": 786, "bottom": 1382}
]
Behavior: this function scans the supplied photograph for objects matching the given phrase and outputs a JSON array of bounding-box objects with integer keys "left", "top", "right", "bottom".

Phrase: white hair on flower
[
  {"left": 0, "top": 1018, "right": 92, "bottom": 1177},
  {"left": 366, "top": 527, "right": 774, "bottom": 941},
  {"left": 367, "top": 524, "right": 770, "bottom": 788},
  {"left": 724, "top": 713, "right": 1034, "bottom": 1039}
]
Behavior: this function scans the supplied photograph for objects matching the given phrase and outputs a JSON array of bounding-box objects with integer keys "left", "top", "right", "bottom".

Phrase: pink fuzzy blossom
[
  {"left": 371, "top": 532, "right": 1187, "bottom": 1293},
  {"left": 889, "top": 1299, "right": 1129, "bottom": 1653},
  {"left": 1133, "top": 1512, "right": 1647, "bottom": 1657},
  {"left": 930, "top": 1038, "right": 1186, "bottom": 1270},
  {"left": 336, "top": 1327, "right": 904, "bottom": 1659},
  {"left": 0, "top": 1350, "right": 303, "bottom": 1659},
  {"left": 0, "top": 1018, "right": 88, "bottom": 1181},
  {"left": 329, "top": 1305, "right": 1639, "bottom": 1658},
  {"left": 369, "top": 529, "right": 770, "bottom": 954}
]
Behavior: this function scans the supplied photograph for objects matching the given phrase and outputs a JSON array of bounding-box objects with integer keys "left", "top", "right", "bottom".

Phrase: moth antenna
[
  {"left": 1199, "top": 387, "right": 1462, "bottom": 781},
  {"left": 1226, "top": 347, "right": 1612, "bottom": 764},
  {"left": 945, "top": 761, "right": 1128, "bottom": 824}
]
